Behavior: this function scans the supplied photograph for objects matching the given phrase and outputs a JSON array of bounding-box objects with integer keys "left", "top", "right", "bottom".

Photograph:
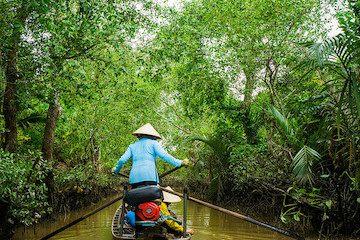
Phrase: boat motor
[{"left": 136, "top": 202, "right": 160, "bottom": 221}]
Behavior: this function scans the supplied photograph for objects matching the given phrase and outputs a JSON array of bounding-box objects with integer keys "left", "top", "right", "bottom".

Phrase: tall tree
[
  {"left": 1, "top": 1, "right": 28, "bottom": 152},
  {"left": 0, "top": 0, "right": 148, "bottom": 155},
  {"left": 150, "top": 0, "right": 324, "bottom": 146}
]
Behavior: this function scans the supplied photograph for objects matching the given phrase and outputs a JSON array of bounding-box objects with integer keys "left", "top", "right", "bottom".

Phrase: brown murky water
[{"left": 13, "top": 194, "right": 296, "bottom": 240}]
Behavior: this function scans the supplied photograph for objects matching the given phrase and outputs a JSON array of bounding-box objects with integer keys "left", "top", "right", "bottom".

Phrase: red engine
[{"left": 136, "top": 202, "right": 160, "bottom": 221}]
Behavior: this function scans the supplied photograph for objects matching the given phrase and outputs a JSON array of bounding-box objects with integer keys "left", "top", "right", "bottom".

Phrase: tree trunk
[
  {"left": 243, "top": 69, "right": 256, "bottom": 112},
  {"left": 90, "top": 136, "right": 101, "bottom": 172},
  {"left": 42, "top": 90, "right": 62, "bottom": 207},
  {"left": 3, "top": 37, "right": 20, "bottom": 153},
  {"left": 264, "top": 58, "right": 283, "bottom": 113},
  {"left": 3, "top": 4, "right": 26, "bottom": 153},
  {"left": 42, "top": 91, "right": 62, "bottom": 162},
  {"left": 242, "top": 69, "right": 257, "bottom": 144}
]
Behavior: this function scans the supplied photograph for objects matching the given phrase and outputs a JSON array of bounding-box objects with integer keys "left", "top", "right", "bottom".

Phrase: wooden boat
[
  {"left": 111, "top": 205, "right": 135, "bottom": 239},
  {"left": 111, "top": 204, "right": 191, "bottom": 240},
  {"left": 112, "top": 167, "right": 191, "bottom": 240},
  {"left": 111, "top": 184, "right": 191, "bottom": 240}
]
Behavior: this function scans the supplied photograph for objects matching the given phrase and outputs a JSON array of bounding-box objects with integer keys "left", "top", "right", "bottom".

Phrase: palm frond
[
  {"left": 267, "top": 106, "right": 294, "bottom": 138},
  {"left": 291, "top": 145, "right": 321, "bottom": 185},
  {"left": 299, "top": 34, "right": 354, "bottom": 72},
  {"left": 350, "top": 70, "right": 360, "bottom": 119},
  {"left": 187, "top": 136, "right": 229, "bottom": 168},
  {"left": 17, "top": 114, "right": 46, "bottom": 128}
]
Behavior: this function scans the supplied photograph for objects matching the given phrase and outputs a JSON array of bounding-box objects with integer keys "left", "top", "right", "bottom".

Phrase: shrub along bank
[{"left": 0, "top": 150, "right": 120, "bottom": 240}]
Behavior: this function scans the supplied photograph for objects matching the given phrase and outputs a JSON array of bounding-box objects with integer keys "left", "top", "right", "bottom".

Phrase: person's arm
[
  {"left": 126, "top": 211, "right": 136, "bottom": 227},
  {"left": 114, "top": 147, "right": 132, "bottom": 174},
  {"left": 169, "top": 209, "right": 178, "bottom": 219},
  {"left": 159, "top": 203, "right": 184, "bottom": 232},
  {"left": 153, "top": 142, "right": 182, "bottom": 167},
  {"left": 165, "top": 218, "right": 184, "bottom": 232},
  {"left": 160, "top": 203, "right": 195, "bottom": 235}
]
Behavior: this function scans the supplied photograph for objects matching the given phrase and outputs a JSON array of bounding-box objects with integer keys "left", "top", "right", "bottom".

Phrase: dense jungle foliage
[{"left": 1, "top": 0, "right": 360, "bottom": 239}]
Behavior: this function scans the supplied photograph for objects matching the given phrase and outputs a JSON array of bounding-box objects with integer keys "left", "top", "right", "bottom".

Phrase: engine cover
[{"left": 136, "top": 202, "right": 160, "bottom": 221}]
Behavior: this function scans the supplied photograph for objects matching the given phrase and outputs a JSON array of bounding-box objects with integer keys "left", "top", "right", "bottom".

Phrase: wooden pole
[
  {"left": 118, "top": 172, "right": 129, "bottom": 178},
  {"left": 159, "top": 165, "right": 184, "bottom": 179},
  {"left": 119, "top": 184, "right": 128, "bottom": 236},
  {"left": 182, "top": 186, "right": 188, "bottom": 238},
  {"left": 40, "top": 195, "right": 123, "bottom": 240},
  {"left": 160, "top": 187, "right": 305, "bottom": 240},
  {"left": 117, "top": 165, "right": 184, "bottom": 180}
]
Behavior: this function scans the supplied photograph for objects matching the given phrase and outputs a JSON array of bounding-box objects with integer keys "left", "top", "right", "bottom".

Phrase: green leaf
[
  {"left": 351, "top": 72, "right": 360, "bottom": 119},
  {"left": 267, "top": 106, "right": 294, "bottom": 139},
  {"left": 325, "top": 200, "right": 332, "bottom": 209},
  {"left": 291, "top": 145, "right": 321, "bottom": 185},
  {"left": 280, "top": 215, "right": 287, "bottom": 223}
]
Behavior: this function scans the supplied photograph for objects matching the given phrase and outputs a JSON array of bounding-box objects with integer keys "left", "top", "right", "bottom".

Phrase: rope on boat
[
  {"left": 40, "top": 194, "right": 124, "bottom": 240},
  {"left": 161, "top": 187, "right": 305, "bottom": 240}
]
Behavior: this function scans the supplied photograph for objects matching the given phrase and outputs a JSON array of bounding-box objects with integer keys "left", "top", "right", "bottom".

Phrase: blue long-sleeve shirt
[{"left": 114, "top": 138, "right": 182, "bottom": 184}]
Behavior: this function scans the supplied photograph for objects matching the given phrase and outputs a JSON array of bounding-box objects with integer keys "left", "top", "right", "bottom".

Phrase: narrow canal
[{"left": 13, "top": 194, "right": 295, "bottom": 240}]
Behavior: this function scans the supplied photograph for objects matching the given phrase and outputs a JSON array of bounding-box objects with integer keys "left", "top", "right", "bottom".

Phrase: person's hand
[
  {"left": 186, "top": 229, "right": 194, "bottom": 235},
  {"left": 111, "top": 167, "right": 116, "bottom": 176},
  {"left": 181, "top": 158, "right": 189, "bottom": 166}
]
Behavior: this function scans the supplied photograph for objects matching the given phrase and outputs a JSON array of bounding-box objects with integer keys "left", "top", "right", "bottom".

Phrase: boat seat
[{"left": 124, "top": 185, "right": 163, "bottom": 206}]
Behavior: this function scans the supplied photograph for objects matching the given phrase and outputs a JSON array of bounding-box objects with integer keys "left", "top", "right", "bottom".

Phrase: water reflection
[
  {"left": 13, "top": 195, "right": 120, "bottom": 240},
  {"left": 171, "top": 201, "right": 292, "bottom": 240},
  {"left": 14, "top": 196, "right": 293, "bottom": 240}
]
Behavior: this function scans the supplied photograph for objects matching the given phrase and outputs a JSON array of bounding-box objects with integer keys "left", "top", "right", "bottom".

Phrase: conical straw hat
[
  {"left": 132, "top": 123, "right": 162, "bottom": 139},
  {"left": 163, "top": 186, "right": 181, "bottom": 203}
]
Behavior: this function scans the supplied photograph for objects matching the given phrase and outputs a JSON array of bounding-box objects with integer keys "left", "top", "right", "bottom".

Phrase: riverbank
[
  {"left": 170, "top": 176, "right": 360, "bottom": 240},
  {"left": 53, "top": 181, "right": 120, "bottom": 214},
  {"left": 6, "top": 171, "right": 124, "bottom": 240},
  {"left": 12, "top": 192, "right": 123, "bottom": 240},
  {"left": 161, "top": 175, "right": 312, "bottom": 239}
]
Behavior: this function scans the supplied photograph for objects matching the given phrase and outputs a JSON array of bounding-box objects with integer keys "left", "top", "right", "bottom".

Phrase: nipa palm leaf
[
  {"left": 291, "top": 145, "right": 321, "bottom": 185},
  {"left": 267, "top": 106, "right": 294, "bottom": 139}
]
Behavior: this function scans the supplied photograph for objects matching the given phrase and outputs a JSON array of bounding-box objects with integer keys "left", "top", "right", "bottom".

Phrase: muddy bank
[
  {"left": 53, "top": 184, "right": 120, "bottom": 214},
  {"left": 1, "top": 198, "right": 15, "bottom": 240}
]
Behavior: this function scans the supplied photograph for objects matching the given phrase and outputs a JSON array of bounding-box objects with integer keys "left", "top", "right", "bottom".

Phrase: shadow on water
[{"left": 13, "top": 195, "right": 295, "bottom": 240}]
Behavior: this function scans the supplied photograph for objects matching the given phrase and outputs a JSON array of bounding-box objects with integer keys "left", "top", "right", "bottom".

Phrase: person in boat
[
  {"left": 112, "top": 123, "right": 189, "bottom": 188},
  {"left": 160, "top": 186, "right": 194, "bottom": 236},
  {"left": 125, "top": 210, "right": 136, "bottom": 228}
]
